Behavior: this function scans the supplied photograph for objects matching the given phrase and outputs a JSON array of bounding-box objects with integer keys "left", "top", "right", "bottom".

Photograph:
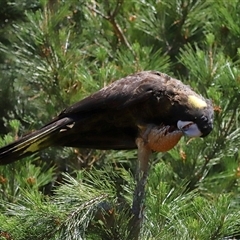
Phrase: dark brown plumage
[{"left": 0, "top": 71, "right": 214, "bottom": 165}]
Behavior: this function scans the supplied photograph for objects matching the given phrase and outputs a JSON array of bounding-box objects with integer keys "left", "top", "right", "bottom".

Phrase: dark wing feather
[
  {"left": 50, "top": 71, "right": 169, "bottom": 149},
  {"left": 58, "top": 71, "right": 160, "bottom": 116}
]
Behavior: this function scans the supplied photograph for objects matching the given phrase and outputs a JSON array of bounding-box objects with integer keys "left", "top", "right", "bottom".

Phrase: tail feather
[{"left": 0, "top": 117, "right": 73, "bottom": 165}]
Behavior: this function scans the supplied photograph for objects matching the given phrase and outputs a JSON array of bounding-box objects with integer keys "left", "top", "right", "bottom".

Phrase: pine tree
[{"left": 0, "top": 0, "right": 240, "bottom": 239}]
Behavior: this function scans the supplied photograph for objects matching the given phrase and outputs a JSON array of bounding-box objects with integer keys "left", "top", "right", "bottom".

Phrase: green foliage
[
  {"left": 144, "top": 163, "right": 240, "bottom": 239},
  {"left": 0, "top": 168, "right": 133, "bottom": 239},
  {"left": 0, "top": 0, "right": 239, "bottom": 239}
]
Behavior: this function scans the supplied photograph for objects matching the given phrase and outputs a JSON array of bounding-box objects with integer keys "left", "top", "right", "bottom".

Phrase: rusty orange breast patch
[{"left": 146, "top": 126, "right": 183, "bottom": 152}]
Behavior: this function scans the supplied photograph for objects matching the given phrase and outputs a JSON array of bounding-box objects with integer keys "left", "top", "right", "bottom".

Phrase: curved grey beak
[{"left": 177, "top": 120, "right": 202, "bottom": 138}]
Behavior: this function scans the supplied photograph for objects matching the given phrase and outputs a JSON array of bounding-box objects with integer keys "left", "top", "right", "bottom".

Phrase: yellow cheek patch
[{"left": 188, "top": 95, "right": 207, "bottom": 109}]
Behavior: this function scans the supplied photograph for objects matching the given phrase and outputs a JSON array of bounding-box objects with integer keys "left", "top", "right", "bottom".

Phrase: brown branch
[
  {"left": 107, "top": 0, "right": 123, "bottom": 18},
  {"left": 87, "top": 2, "right": 135, "bottom": 56},
  {"left": 108, "top": 17, "right": 134, "bottom": 54}
]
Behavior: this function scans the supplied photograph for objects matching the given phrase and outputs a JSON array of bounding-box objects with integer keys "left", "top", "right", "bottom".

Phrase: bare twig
[
  {"left": 106, "top": 0, "right": 123, "bottom": 18},
  {"left": 87, "top": 1, "right": 135, "bottom": 56}
]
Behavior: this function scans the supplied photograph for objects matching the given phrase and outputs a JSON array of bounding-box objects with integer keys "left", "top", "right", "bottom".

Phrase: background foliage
[{"left": 0, "top": 0, "right": 240, "bottom": 239}]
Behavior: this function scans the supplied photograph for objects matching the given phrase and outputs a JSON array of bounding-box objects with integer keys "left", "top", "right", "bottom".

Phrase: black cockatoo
[{"left": 0, "top": 71, "right": 214, "bottom": 165}]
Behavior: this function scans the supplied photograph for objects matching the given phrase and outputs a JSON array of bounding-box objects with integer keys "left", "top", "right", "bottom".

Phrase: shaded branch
[{"left": 87, "top": 1, "right": 135, "bottom": 56}]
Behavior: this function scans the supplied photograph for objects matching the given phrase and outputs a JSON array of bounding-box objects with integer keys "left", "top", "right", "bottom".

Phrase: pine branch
[{"left": 87, "top": 1, "right": 135, "bottom": 55}]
